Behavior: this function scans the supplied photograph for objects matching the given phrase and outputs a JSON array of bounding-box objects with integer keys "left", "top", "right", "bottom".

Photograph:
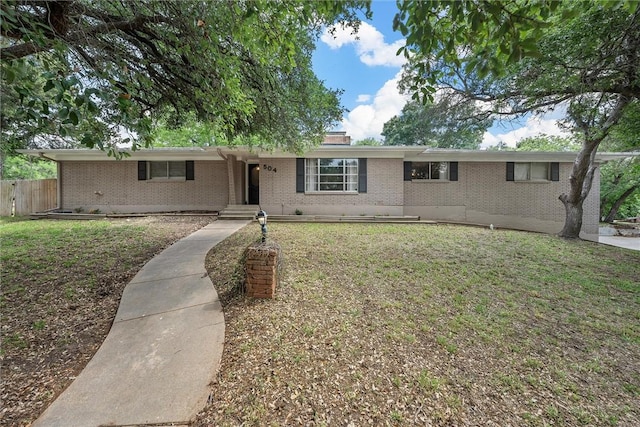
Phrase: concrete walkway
[
  {"left": 33, "top": 220, "right": 250, "bottom": 427},
  {"left": 599, "top": 235, "right": 640, "bottom": 251}
]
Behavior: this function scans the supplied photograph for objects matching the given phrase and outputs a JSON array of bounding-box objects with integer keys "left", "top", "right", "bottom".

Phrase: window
[
  {"left": 305, "top": 158, "right": 358, "bottom": 192},
  {"left": 149, "top": 161, "right": 186, "bottom": 180},
  {"left": 138, "top": 161, "right": 194, "bottom": 181},
  {"left": 404, "top": 162, "right": 458, "bottom": 181},
  {"left": 507, "top": 162, "right": 559, "bottom": 182},
  {"left": 515, "top": 162, "right": 548, "bottom": 181}
]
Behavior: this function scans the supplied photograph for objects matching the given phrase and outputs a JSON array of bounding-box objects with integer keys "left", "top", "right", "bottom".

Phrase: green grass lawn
[
  {"left": 0, "top": 215, "right": 213, "bottom": 425},
  {"left": 197, "top": 223, "right": 640, "bottom": 427}
]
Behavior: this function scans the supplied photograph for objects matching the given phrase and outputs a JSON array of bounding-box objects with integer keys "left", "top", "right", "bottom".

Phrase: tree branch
[{"left": 1, "top": 11, "right": 171, "bottom": 61}]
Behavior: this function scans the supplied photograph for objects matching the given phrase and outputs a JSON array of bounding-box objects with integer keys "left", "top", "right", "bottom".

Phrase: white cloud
[
  {"left": 321, "top": 22, "right": 406, "bottom": 67},
  {"left": 481, "top": 116, "right": 571, "bottom": 148},
  {"left": 356, "top": 94, "right": 371, "bottom": 103},
  {"left": 340, "top": 71, "right": 409, "bottom": 141}
]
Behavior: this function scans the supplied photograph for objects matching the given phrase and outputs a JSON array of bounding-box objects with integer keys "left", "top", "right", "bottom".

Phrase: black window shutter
[
  {"left": 296, "top": 158, "right": 305, "bottom": 193},
  {"left": 449, "top": 161, "right": 458, "bottom": 181},
  {"left": 186, "top": 160, "right": 195, "bottom": 180},
  {"left": 138, "top": 161, "right": 147, "bottom": 180},
  {"left": 358, "top": 158, "right": 367, "bottom": 193},
  {"left": 404, "top": 161, "right": 412, "bottom": 181},
  {"left": 550, "top": 162, "right": 560, "bottom": 181},
  {"left": 506, "top": 162, "right": 515, "bottom": 181}
]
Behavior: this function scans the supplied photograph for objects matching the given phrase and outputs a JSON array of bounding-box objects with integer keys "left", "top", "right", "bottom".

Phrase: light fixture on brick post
[{"left": 256, "top": 209, "right": 267, "bottom": 243}]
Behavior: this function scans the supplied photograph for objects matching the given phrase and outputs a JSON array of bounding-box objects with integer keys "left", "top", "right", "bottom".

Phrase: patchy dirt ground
[{"left": 1, "top": 215, "right": 214, "bottom": 426}]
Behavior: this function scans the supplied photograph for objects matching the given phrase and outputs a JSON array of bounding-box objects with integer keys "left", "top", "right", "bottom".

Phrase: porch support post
[{"left": 226, "top": 155, "right": 237, "bottom": 205}]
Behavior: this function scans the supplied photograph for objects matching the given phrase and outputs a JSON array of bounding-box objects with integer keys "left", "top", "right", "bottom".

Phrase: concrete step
[
  {"left": 218, "top": 205, "right": 259, "bottom": 220},
  {"left": 223, "top": 205, "right": 259, "bottom": 211},
  {"left": 218, "top": 214, "right": 256, "bottom": 220}
]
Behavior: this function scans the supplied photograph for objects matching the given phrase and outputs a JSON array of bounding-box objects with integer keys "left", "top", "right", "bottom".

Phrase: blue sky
[{"left": 312, "top": 0, "right": 568, "bottom": 146}]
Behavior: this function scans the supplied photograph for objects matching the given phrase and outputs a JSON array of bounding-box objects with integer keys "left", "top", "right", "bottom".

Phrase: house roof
[{"left": 18, "top": 146, "right": 637, "bottom": 163}]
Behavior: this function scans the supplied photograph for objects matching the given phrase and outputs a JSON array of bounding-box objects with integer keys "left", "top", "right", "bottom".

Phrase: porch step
[{"left": 218, "top": 205, "right": 259, "bottom": 220}]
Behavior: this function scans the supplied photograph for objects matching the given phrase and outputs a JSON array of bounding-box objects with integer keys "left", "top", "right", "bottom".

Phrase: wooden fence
[{"left": 0, "top": 179, "right": 57, "bottom": 216}]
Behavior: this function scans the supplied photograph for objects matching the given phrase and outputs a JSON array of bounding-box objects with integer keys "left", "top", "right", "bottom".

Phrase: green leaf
[
  {"left": 86, "top": 100, "right": 99, "bottom": 114},
  {"left": 69, "top": 110, "right": 80, "bottom": 126},
  {"left": 625, "top": 1, "right": 639, "bottom": 14},
  {"left": 81, "top": 134, "right": 95, "bottom": 148},
  {"left": 3, "top": 67, "right": 16, "bottom": 84},
  {"left": 43, "top": 80, "right": 55, "bottom": 92}
]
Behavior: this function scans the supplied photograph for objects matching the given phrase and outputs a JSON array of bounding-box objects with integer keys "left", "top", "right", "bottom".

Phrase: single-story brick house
[{"left": 22, "top": 134, "right": 631, "bottom": 240}]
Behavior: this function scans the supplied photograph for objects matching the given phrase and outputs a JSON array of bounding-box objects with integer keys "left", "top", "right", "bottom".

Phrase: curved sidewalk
[{"left": 34, "top": 220, "right": 250, "bottom": 427}]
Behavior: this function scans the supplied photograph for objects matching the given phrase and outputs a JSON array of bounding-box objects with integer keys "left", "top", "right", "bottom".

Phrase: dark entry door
[{"left": 248, "top": 164, "right": 260, "bottom": 205}]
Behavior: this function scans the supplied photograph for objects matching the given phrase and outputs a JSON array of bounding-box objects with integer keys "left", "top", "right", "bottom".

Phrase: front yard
[
  {"left": 2, "top": 219, "right": 638, "bottom": 426},
  {"left": 195, "top": 223, "right": 639, "bottom": 426}
]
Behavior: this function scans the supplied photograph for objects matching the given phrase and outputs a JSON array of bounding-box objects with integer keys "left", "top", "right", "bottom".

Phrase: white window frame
[
  {"left": 305, "top": 158, "right": 359, "bottom": 193},
  {"left": 410, "top": 162, "right": 450, "bottom": 181},
  {"left": 514, "top": 162, "right": 550, "bottom": 181},
  {"left": 148, "top": 161, "right": 186, "bottom": 180}
]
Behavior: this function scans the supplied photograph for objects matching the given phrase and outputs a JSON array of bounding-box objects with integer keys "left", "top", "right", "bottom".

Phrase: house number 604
[{"left": 263, "top": 164, "right": 277, "bottom": 173}]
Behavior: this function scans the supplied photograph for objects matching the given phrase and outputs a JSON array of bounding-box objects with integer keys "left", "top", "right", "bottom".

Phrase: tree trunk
[
  {"left": 603, "top": 184, "right": 639, "bottom": 223},
  {"left": 559, "top": 198, "right": 584, "bottom": 238},
  {"left": 558, "top": 95, "right": 631, "bottom": 239},
  {"left": 558, "top": 142, "right": 598, "bottom": 239}
]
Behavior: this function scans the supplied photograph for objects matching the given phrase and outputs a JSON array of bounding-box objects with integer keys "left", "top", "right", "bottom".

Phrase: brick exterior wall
[
  {"left": 59, "top": 160, "right": 229, "bottom": 213},
  {"left": 259, "top": 158, "right": 404, "bottom": 216},
  {"left": 403, "top": 162, "right": 600, "bottom": 238},
  {"left": 57, "top": 156, "right": 601, "bottom": 239}
]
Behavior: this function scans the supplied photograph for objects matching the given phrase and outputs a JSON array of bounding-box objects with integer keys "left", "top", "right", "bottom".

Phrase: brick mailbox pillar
[{"left": 245, "top": 243, "right": 280, "bottom": 298}]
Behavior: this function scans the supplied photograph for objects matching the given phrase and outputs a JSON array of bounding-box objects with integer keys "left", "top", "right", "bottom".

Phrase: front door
[{"left": 248, "top": 164, "right": 260, "bottom": 205}]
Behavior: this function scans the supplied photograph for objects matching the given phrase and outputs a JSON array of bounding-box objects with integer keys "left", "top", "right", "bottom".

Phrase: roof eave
[{"left": 16, "top": 147, "right": 639, "bottom": 163}]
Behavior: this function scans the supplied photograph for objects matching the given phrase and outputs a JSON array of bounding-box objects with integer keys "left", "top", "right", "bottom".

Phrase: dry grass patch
[{"left": 196, "top": 223, "right": 639, "bottom": 426}]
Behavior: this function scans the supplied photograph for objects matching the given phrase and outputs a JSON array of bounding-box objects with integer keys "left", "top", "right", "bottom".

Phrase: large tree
[
  {"left": 382, "top": 94, "right": 492, "bottom": 148},
  {"left": 599, "top": 102, "right": 640, "bottom": 222},
  {"left": 1, "top": 0, "right": 370, "bottom": 156},
  {"left": 394, "top": 0, "right": 640, "bottom": 238}
]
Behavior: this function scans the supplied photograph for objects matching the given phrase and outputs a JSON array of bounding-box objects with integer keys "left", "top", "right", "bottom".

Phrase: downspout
[{"left": 39, "top": 152, "right": 61, "bottom": 212}]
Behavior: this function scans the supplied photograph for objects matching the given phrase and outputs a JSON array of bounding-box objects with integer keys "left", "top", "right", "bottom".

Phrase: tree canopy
[
  {"left": 394, "top": 0, "right": 640, "bottom": 238},
  {"left": 1, "top": 0, "right": 371, "bottom": 156},
  {"left": 515, "top": 135, "right": 580, "bottom": 152},
  {"left": 382, "top": 94, "right": 492, "bottom": 148},
  {"left": 353, "top": 137, "right": 382, "bottom": 146}
]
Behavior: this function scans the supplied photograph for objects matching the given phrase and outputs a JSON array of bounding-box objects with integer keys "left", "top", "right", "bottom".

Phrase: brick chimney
[{"left": 322, "top": 131, "right": 351, "bottom": 145}]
